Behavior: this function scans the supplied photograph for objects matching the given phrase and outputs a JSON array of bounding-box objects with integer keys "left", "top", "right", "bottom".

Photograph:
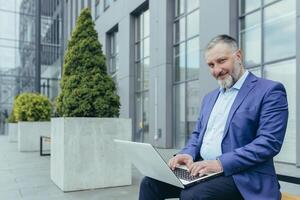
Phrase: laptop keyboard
[{"left": 173, "top": 167, "right": 206, "bottom": 181}]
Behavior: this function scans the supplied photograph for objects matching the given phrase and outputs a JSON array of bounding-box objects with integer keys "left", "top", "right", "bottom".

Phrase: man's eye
[
  {"left": 219, "top": 59, "right": 226, "bottom": 64},
  {"left": 208, "top": 64, "right": 214, "bottom": 68}
]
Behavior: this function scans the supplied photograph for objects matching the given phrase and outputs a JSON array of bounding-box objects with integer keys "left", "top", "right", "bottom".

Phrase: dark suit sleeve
[
  {"left": 178, "top": 96, "right": 206, "bottom": 161},
  {"left": 218, "top": 83, "right": 289, "bottom": 176}
]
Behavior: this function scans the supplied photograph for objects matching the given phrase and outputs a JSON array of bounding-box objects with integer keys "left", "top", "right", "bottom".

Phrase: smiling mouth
[{"left": 217, "top": 73, "right": 228, "bottom": 80}]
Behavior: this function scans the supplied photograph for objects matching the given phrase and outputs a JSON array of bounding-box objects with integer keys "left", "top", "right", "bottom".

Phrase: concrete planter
[
  {"left": 18, "top": 121, "right": 51, "bottom": 152},
  {"left": 50, "top": 117, "right": 132, "bottom": 192},
  {"left": 8, "top": 123, "right": 18, "bottom": 142}
]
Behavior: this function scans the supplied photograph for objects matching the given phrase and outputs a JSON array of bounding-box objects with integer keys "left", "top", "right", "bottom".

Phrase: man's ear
[{"left": 236, "top": 49, "right": 243, "bottom": 61}]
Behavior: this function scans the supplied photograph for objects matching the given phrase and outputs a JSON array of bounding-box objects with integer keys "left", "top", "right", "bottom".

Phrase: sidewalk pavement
[
  {"left": 0, "top": 135, "right": 143, "bottom": 200},
  {"left": 0, "top": 135, "right": 299, "bottom": 200}
]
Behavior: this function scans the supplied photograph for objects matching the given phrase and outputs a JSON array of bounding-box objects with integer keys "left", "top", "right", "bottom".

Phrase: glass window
[
  {"left": 143, "top": 10, "right": 150, "bottom": 37},
  {"left": 135, "top": 94, "right": 142, "bottom": 142},
  {"left": 263, "top": 0, "right": 276, "bottom": 5},
  {"left": 248, "top": 67, "right": 261, "bottom": 77},
  {"left": 143, "top": 58, "right": 149, "bottom": 90},
  {"left": 240, "top": 0, "right": 261, "bottom": 15},
  {"left": 104, "top": 0, "right": 111, "bottom": 10},
  {"left": 174, "top": 43, "right": 186, "bottom": 81},
  {"left": 187, "top": 0, "right": 199, "bottom": 13},
  {"left": 135, "top": 16, "right": 141, "bottom": 42},
  {"left": 173, "top": 0, "right": 200, "bottom": 147},
  {"left": 107, "top": 30, "right": 118, "bottom": 77},
  {"left": 240, "top": 0, "right": 296, "bottom": 164},
  {"left": 142, "top": 92, "right": 150, "bottom": 142},
  {"left": 135, "top": 62, "right": 142, "bottom": 91},
  {"left": 175, "top": 0, "right": 185, "bottom": 17},
  {"left": 186, "top": 37, "right": 199, "bottom": 80},
  {"left": 134, "top": 9, "right": 150, "bottom": 143},
  {"left": 263, "top": 0, "right": 296, "bottom": 62},
  {"left": 143, "top": 37, "right": 150, "bottom": 58},
  {"left": 135, "top": 92, "right": 149, "bottom": 142},
  {"left": 186, "top": 10, "right": 199, "bottom": 39},
  {"left": 95, "top": 0, "right": 100, "bottom": 19},
  {"left": 264, "top": 59, "right": 296, "bottom": 163},
  {"left": 135, "top": 42, "right": 141, "bottom": 61},
  {"left": 174, "top": 18, "right": 185, "bottom": 43},
  {"left": 240, "top": 12, "right": 261, "bottom": 67},
  {"left": 186, "top": 80, "right": 200, "bottom": 135},
  {"left": 174, "top": 84, "right": 186, "bottom": 148}
]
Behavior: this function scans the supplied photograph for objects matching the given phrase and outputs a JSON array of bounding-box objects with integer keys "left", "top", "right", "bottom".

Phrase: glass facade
[
  {"left": 107, "top": 27, "right": 119, "bottom": 87},
  {"left": 40, "top": 0, "right": 62, "bottom": 101},
  {"left": 95, "top": 0, "right": 100, "bottom": 19},
  {"left": 173, "top": 0, "right": 200, "bottom": 148},
  {"left": 104, "top": 0, "right": 111, "bottom": 10},
  {"left": 134, "top": 9, "right": 150, "bottom": 143},
  {"left": 0, "top": 0, "right": 62, "bottom": 134},
  {"left": 239, "top": 0, "right": 296, "bottom": 163}
]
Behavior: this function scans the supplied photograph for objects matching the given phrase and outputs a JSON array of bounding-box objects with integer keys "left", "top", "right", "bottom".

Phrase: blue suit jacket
[{"left": 180, "top": 72, "right": 288, "bottom": 200}]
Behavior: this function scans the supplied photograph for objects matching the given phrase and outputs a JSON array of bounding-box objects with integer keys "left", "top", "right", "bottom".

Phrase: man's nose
[{"left": 212, "top": 66, "right": 222, "bottom": 77}]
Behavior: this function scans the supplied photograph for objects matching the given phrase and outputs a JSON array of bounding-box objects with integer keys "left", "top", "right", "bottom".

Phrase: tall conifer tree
[{"left": 57, "top": 8, "right": 120, "bottom": 117}]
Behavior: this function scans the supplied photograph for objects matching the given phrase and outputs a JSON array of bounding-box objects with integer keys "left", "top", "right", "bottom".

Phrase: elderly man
[{"left": 139, "top": 35, "right": 288, "bottom": 200}]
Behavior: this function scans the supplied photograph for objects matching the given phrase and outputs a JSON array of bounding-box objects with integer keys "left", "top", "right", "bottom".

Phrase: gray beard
[{"left": 217, "top": 61, "right": 241, "bottom": 89}]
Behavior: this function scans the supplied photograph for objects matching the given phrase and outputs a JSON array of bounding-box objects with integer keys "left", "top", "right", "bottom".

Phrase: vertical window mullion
[{"left": 261, "top": 1, "right": 264, "bottom": 77}]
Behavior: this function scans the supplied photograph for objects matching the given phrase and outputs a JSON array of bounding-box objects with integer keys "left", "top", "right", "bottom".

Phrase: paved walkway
[
  {"left": 0, "top": 135, "right": 142, "bottom": 200},
  {"left": 0, "top": 135, "right": 300, "bottom": 199}
]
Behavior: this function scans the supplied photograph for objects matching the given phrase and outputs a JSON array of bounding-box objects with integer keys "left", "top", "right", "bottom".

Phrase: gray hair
[{"left": 205, "top": 34, "right": 238, "bottom": 53}]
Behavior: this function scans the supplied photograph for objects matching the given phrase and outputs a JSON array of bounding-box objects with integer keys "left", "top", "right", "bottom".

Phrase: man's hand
[
  {"left": 168, "top": 154, "right": 193, "bottom": 170},
  {"left": 188, "top": 160, "right": 223, "bottom": 176}
]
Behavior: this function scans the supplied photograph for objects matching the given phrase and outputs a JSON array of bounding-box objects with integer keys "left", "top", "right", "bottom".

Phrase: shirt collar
[{"left": 219, "top": 70, "right": 249, "bottom": 93}]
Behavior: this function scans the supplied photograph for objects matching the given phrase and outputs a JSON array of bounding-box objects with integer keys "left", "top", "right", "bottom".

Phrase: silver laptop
[{"left": 114, "top": 139, "right": 223, "bottom": 188}]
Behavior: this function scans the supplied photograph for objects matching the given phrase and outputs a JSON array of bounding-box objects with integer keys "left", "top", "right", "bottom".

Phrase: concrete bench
[
  {"left": 278, "top": 174, "right": 300, "bottom": 200},
  {"left": 282, "top": 193, "right": 300, "bottom": 200}
]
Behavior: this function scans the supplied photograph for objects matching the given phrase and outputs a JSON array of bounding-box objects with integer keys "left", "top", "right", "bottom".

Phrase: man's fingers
[{"left": 169, "top": 154, "right": 194, "bottom": 171}]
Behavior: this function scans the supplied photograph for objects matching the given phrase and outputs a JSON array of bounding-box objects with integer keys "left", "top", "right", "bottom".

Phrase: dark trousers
[{"left": 139, "top": 175, "right": 244, "bottom": 200}]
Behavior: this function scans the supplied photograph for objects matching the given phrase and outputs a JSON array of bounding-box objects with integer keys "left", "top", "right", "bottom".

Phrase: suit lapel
[{"left": 222, "top": 73, "right": 257, "bottom": 139}]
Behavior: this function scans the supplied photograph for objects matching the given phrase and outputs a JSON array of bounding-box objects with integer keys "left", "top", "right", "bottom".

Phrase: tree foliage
[
  {"left": 14, "top": 93, "right": 52, "bottom": 122},
  {"left": 56, "top": 8, "right": 120, "bottom": 117}
]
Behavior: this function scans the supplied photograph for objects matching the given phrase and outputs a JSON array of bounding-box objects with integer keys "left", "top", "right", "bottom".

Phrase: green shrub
[
  {"left": 56, "top": 8, "right": 120, "bottom": 117},
  {"left": 7, "top": 110, "right": 17, "bottom": 123},
  {"left": 14, "top": 93, "right": 52, "bottom": 122},
  {"left": 7, "top": 112, "right": 16, "bottom": 123},
  {"left": 7, "top": 95, "right": 18, "bottom": 123}
]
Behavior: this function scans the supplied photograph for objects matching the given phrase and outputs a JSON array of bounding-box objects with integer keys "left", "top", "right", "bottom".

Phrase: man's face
[{"left": 205, "top": 43, "right": 243, "bottom": 89}]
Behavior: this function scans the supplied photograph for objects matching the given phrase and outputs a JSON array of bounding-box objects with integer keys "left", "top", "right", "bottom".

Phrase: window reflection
[
  {"left": 248, "top": 67, "right": 261, "bottom": 77},
  {"left": 173, "top": 0, "right": 200, "bottom": 148},
  {"left": 187, "top": 10, "right": 199, "bottom": 39},
  {"left": 264, "top": 60, "right": 296, "bottom": 163},
  {"left": 174, "top": 43, "right": 186, "bottom": 81},
  {"left": 175, "top": 0, "right": 185, "bottom": 17},
  {"left": 174, "top": 84, "right": 186, "bottom": 148},
  {"left": 240, "top": 12, "right": 261, "bottom": 67},
  {"left": 240, "top": 0, "right": 296, "bottom": 164},
  {"left": 263, "top": 0, "right": 295, "bottom": 62},
  {"left": 186, "top": 37, "right": 199, "bottom": 80},
  {"left": 187, "top": 0, "right": 199, "bottom": 13},
  {"left": 174, "top": 18, "right": 185, "bottom": 43},
  {"left": 240, "top": 0, "right": 261, "bottom": 15},
  {"left": 134, "top": 9, "right": 150, "bottom": 143},
  {"left": 186, "top": 80, "right": 200, "bottom": 137},
  {"left": 143, "top": 58, "right": 149, "bottom": 90}
]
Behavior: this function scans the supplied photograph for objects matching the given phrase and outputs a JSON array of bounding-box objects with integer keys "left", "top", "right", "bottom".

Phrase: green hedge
[
  {"left": 14, "top": 93, "right": 52, "bottom": 122},
  {"left": 56, "top": 8, "right": 120, "bottom": 117},
  {"left": 7, "top": 95, "right": 18, "bottom": 123}
]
